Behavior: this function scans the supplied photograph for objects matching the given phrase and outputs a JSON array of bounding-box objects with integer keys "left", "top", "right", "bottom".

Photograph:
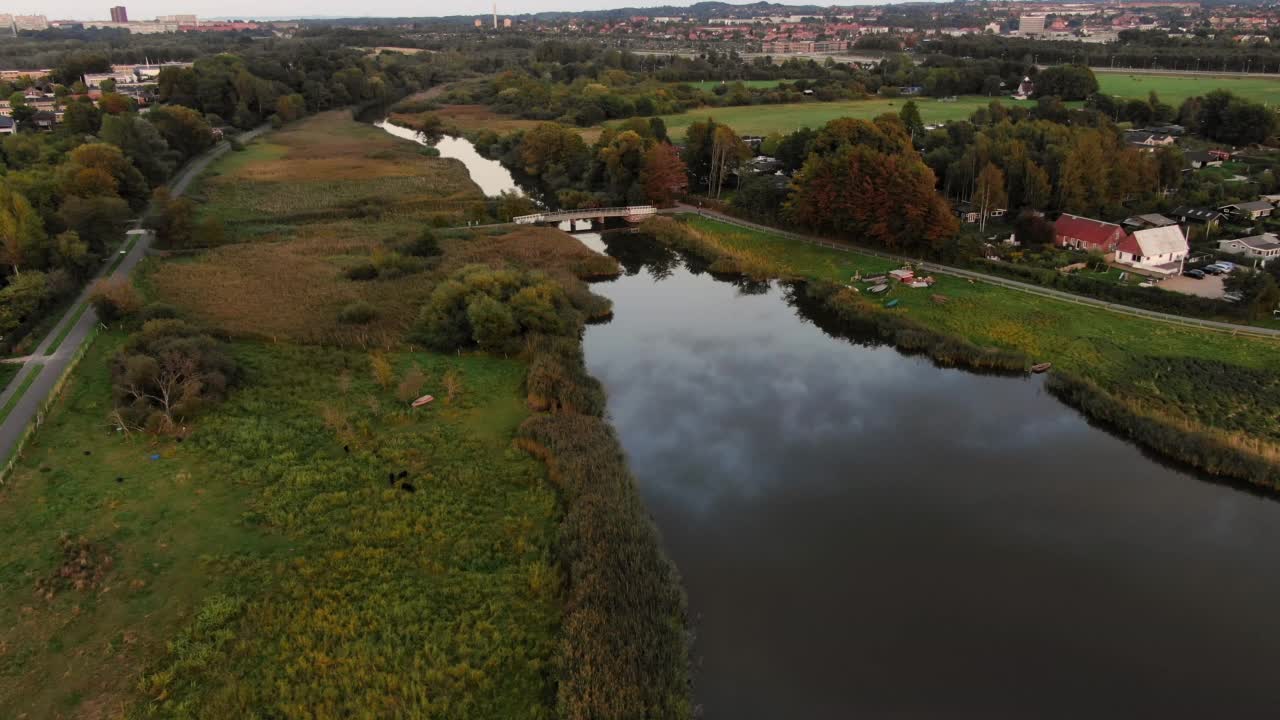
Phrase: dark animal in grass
[
  {"left": 397, "top": 470, "right": 408, "bottom": 479},
  {"left": 388, "top": 472, "right": 396, "bottom": 486},
  {"left": 83, "top": 450, "right": 91, "bottom": 456},
  {"left": 400, "top": 483, "right": 416, "bottom": 493},
  {"left": 344, "top": 445, "right": 350, "bottom": 453},
  {"left": 115, "top": 477, "right": 124, "bottom": 483}
]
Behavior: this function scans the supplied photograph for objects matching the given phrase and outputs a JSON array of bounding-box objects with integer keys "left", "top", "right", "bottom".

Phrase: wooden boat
[
  {"left": 1030, "top": 362, "right": 1052, "bottom": 374},
  {"left": 411, "top": 394, "right": 436, "bottom": 407},
  {"left": 868, "top": 283, "right": 889, "bottom": 294}
]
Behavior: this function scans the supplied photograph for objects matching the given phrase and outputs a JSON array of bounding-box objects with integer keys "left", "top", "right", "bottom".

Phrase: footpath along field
[{"left": 0, "top": 111, "right": 688, "bottom": 718}]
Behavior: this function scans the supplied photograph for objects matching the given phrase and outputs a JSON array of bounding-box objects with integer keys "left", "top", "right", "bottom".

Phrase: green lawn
[
  {"left": 1096, "top": 72, "right": 1280, "bottom": 106},
  {"left": 655, "top": 95, "right": 1038, "bottom": 138},
  {"left": 0, "top": 334, "right": 560, "bottom": 717},
  {"left": 683, "top": 215, "right": 1280, "bottom": 443}
]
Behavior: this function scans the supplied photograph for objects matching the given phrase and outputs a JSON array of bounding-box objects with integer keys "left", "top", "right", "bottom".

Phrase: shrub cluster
[
  {"left": 110, "top": 319, "right": 238, "bottom": 434},
  {"left": 413, "top": 265, "right": 580, "bottom": 354}
]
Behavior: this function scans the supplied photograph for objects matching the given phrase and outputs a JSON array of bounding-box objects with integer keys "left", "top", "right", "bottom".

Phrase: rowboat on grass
[
  {"left": 868, "top": 284, "right": 889, "bottom": 294},
  {"left": 1031, "top": 363, "right": 1052, "bottom": 374}
]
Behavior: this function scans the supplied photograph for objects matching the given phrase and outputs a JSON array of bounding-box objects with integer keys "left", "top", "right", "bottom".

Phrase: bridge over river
[{"left": 513, "top": 205, "right": 657, "bottom": 226}]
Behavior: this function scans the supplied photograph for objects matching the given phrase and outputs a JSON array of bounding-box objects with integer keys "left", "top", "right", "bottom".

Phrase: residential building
[
  {"left": 1013, "top": 76, "right": 1035, "bottom": 100},
  {"left": 1220, "top": 200, "right": 1274, "bottom": 220},
  {"left": 1219, "top": 234, "right": 1280, "bottom": 264},
  {"left": 1124, "top": 130, "right": 1176, "bottom": 149},
  {"left": 10, "top": 14, "right": 49, "bottom": 31},
  {"left": 1019, "top": 14, "right": 1047, "bottom": 36},
  {"left": 1122, "top": 213, "right": 1177, "bottom": 230},
  {"left": 109, "top": 5, "right": 128, "bottom": 22},
  {"left": 1114, "top": 225, "right": 1189, "bottom": 276},
  {"left": 1054, "top": 214, "right": 1128, "bottom": 252},
  {"left": 156, "top": 14, "right": 197, "bottom": 24},
  {"left": 0, "top": 116, "right": 13, "bottom": 134},
  {"left": 1184, "top": 150, "right": 1223, "bottom": 169},
  {"left": 1171, "top": 206, "right": 1226, "bottom": 228},
  {"left": 0, "top": 68, "right": 51, "bottom": 81}
]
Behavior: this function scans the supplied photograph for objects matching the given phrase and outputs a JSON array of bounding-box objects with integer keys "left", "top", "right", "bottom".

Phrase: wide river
[
  {"left": 580, "top": 233, "right": 1280, "bottom": 718},
  {"left": 377, "top": 126, "right": 1280, "bottom": 716}
]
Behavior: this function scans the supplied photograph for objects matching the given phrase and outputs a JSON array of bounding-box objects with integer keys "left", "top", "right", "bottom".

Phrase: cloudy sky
[{"left": 26, "top": 0, "right": 780, "bottom": 21}]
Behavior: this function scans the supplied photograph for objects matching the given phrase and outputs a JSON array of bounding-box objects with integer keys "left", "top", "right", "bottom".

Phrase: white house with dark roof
[
  {"left": 1114, "top": 225, "right": 1189, "bottom": 276},
  {"left": 1218, "top": 234, "right": 1280, "bottom": 264}
]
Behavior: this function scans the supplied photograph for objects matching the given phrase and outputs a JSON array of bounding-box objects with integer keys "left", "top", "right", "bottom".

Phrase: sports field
[
  {"left": 654, "top": 95, "right": 1037, "bottom": 138},
  {"left": 1096, "top": 72, "right": 1280, "bottom": 105}
]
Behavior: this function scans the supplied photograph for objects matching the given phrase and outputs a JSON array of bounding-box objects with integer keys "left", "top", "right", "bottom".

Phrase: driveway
[{"left": 1159, "top": 273, "right": 1227, "bottom": 299}]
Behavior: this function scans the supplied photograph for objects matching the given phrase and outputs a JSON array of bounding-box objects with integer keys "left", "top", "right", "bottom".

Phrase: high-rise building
[
  {"left": 1019, "top": 14, "right": 1046, "bottom": 37},
  {"left": 11, "top": 14, "right": 49, "bottom": 30},
  {"left": 109, "top": 5, "right": 128, "bottom": 22}
]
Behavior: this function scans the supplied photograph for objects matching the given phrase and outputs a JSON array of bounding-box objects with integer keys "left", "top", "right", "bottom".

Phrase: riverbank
[
  {"left": 644, "top": 215, "right": 1280, "bottom": 487},
  {"left": 0, "top": 111, "right": 689, "bottom": 717}
]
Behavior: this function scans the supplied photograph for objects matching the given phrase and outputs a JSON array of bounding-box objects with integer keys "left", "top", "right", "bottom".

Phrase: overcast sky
[{"left": 25, "top": 0, "right": 832, "bottom": 21}]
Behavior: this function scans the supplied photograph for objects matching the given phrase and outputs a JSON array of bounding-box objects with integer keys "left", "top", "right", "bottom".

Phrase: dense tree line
[{"left": 922, "top": 34, "right": 1280, "bottom": 75}]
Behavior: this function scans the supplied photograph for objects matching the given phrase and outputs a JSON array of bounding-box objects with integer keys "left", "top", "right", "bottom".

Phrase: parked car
[
  {"left": 1224, "top": 291, "right": 1245, "bottom": 303},
  {"left": 1202, "top": 264, "right": 1226, "bottom": 275},
  {"left": 1183, "top": 268, "right": 1206, "bottom": 279}
]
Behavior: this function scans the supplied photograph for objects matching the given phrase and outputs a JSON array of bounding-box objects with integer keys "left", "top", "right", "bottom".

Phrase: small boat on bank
[
  {"left": 868, "top": 284, "right": 889, "bottom": 294},
  {"left": 885, "top": 299, "right": 900, "bottom": 308},
  {"left": 1031, "top": 362, "right": 1052, "bottom": 374}
]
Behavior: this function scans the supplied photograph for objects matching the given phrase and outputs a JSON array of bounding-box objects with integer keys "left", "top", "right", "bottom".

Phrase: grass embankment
[
  {"left": 658, "top": 215, "right": 1280, "bottom": 486},
  {"left": 0, "top": 110, "right": 689, "bottom": 717}
]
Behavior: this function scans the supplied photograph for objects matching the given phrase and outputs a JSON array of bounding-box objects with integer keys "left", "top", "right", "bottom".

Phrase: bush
[
  {"left": 413, "top": 265, "right": 579, "bottom": 354},
  {"left": 89, "top": 277, "right": 142, "bottom": 324},
  {"left": 110, "top": 319, "right": 238, "bottom": 433},
  {"left": 418, "top": 146, "right": 440, "bottom": 157},
  {"left": 337, "top": 301, "right": 377, "bottom": 325},
  {"left": 344, "top": 263, "right": 379, "bottom": 281},
  {"left": 397, "top": 229, "right": 442, "bottom": 258}
]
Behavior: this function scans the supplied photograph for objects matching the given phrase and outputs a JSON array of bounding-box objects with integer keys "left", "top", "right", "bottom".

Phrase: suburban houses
[
  {"left": 1218, "top": 234, "right": 1280, "bottom": 264},
  {"left": 1054, "top": 213, "right": 1189, "bottom": 276}
]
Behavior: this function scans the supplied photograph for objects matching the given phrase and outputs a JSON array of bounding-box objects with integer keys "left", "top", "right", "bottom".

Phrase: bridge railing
[{"left": 513, "top": 205, "right": 656, "bottom": 225}]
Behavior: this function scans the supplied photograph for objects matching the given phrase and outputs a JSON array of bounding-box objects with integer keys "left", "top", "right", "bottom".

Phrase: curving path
[{"left": 0, "top": 126, "right": 270, "bottom": 471}]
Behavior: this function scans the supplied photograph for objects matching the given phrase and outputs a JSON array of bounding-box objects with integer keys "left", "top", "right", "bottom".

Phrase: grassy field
[
  {"left": 681, "top": 215, "right": 1280, "bottom": 448},
  {"left": 653, "top": 95, "right": 1038, "bottom": 138},
  {"left": 1096, "top": 72, "right": 1280, "bottom": 105},
  {"left": 0, "top": 111, "right": 640, "bottom": 717}
]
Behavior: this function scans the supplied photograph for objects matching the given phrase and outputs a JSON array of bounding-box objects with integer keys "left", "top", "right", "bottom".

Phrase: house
[
  {"left": 953, "top": 201, "right": 1005, "bottom": 224},
  {"left": 1171, "top": 206, "right": 1226, "bottom": 227},
  {"left": 1184, "top": 150, "right": 1223, "bottom": 169},
  {"left": 0, "top": 116, "right": 13, "bottom": 135},
  {"left": 31, "top": 110, "right": 56, "bottom": 130},
  {"left": 1114, "top": 225, "right": 1189, "bottom": 276},
  {"left": 1220, "top": 200, "right": 1274, "bottom": 220},
  {"left": 1124, "top": 130, "right": 1176, "bottom": 149},
  {"left": 1218, "top": 234, "right": 1280, "bottom": 264},
  {"left": 1054, "top": 214, "right": 1127, "bottom": 252},
  {"left": 1122, "top": 213, "right": 1177, "bottom": 230}
]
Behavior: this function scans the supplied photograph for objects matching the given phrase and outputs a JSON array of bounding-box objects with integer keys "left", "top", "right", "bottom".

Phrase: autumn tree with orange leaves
[
  {"left": 787, "top": 115, "right": 958, "bottom": 253},
  {"left": 640, "top": 142, "right": 688, "bottom": 207}
]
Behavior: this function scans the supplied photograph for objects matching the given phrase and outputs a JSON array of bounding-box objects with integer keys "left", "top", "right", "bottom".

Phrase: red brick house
[{"left": 1054, "top": 214, "right": 1128, "bottom": 252}]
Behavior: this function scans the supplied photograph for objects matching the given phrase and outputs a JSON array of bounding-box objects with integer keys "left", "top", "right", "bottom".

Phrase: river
[
  {"left": 374, "top": 118, "right": 522, "bottom": 197},
  {"left": 581, "top": 235, "right": 1280, "bottom": 718},
  {"left": 381, "top": 126, "right": 1280, "bottom": 716}
]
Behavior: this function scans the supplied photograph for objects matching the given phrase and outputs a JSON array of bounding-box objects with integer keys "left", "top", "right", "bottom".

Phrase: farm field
[
  {"left": 652, "top": 95, "right": 1038, "bottom": 138},
  {"left": 1096, "top": 71, "right": 1280, "bottom": 105},
  {"left": 0, "top": 111, "right": 632, "bottom": 717},
  {"left": 682, "top": 79, "right": 793, "bottom": 91},
  {"left": 679, "top": 214, "right": 1280, "bottom": 446}
]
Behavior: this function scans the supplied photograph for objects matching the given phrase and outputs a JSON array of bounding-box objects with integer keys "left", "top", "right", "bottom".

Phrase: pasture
[
  {"left": 653, "top": 95, "right": 1037, "bottom": 138},
  {"left": 1096, "top": 71, "right": 1280, "bottom": 105}
]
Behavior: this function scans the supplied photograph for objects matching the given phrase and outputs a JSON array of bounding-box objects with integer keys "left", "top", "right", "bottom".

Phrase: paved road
[
  {"left": 0, "top": 126, "right": 270, "bottom": 470},
  {"left": 673, "top": 205, "right": 1280, "bottom": 340}
]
